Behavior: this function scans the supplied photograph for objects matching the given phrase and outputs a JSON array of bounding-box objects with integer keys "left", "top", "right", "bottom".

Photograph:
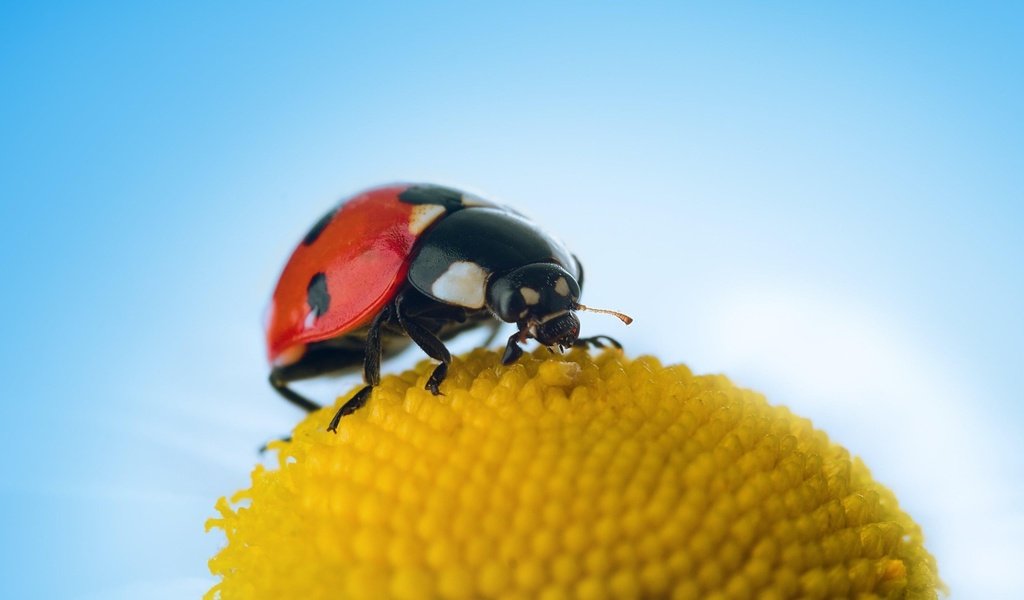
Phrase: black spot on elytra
[
  {"left": 307, "top": 272, "right": 330, "bottom": 318},
  {"left": 302, "top": 207, "right": 338, "bottom": 246},
  {"left": 398, "top": 185, "right": 466, "bottom": 212}
]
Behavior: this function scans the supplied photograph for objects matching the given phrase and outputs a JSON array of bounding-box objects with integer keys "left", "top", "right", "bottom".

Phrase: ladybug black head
[
  {"left": 533, "top": 311, "right": 581, "bottom": 348},
  {"left": 486, "top": 263, "right": 582, "bottom": 347}
]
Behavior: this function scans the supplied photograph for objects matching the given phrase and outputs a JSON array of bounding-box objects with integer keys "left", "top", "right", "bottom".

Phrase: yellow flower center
[{"left": 207, "top": 348, "right": 941, "bottom": 599}]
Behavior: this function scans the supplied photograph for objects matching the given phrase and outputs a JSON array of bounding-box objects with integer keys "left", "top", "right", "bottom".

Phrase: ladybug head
[{"left": 486, "top": 263, "right": 582, "bottom": 348}]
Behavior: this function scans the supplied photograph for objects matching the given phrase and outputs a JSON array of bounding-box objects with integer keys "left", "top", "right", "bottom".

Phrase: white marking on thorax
[
  {"left": 521, "top": 287, "right": 540, "bottom": 305},
  {"left": 431, "top": 261, "right": 488, "bottom": 308},
  {"left": 554, "top": 277, "right": 570, "bottom": 297},
  {"left": 408, "top": 204, "right": 447, "bottom": 235}
]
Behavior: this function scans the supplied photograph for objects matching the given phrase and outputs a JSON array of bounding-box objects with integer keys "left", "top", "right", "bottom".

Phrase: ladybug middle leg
[
  {"left": 395, "top": 292, "right": 452, "bottom": 395},
  {"left": 326, "top": 304, "right": 392, "bottom": 432}
]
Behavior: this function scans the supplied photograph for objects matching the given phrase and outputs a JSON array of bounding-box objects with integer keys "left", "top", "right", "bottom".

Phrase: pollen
[{"left": 206, "top": 348, "right": 942, "bottom": 599}]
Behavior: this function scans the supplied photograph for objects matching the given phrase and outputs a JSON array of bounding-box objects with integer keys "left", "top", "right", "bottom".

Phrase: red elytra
[{"left": 265, "top": 185, "right": 434, "bottom": 365}]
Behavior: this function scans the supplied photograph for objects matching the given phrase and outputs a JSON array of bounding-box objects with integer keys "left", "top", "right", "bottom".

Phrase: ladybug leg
[
  {"left": 501, "top": 331, "right": 525, "bottom": 365},
  {"left": 269, "top": 345, "right": 365, "bottom": 413},
  {"left": 327, "top": 386, "right": 373, "bottom": 432},
  {"left": 404, "top": 321, "right": 451, "bottom": 395},
  {"left": 327, "top": 305, "right": 392, "bottom": 432},
  {"left": 269, "top": 373, "right": 321, "bottom": 413},
  {"left": 396, "top": 297, "right": 452, "bottom": 395},
  {"left": 573, "top": 335, "right": 623, "bottom": 350},
  {"left": 480, "top": 319, "right": 503, "bottom": 348}
]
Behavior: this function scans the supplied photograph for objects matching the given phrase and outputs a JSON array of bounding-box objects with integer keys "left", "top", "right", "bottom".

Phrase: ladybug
[{"left": 265, "top": 183, "right": 632, "bottom": 431}]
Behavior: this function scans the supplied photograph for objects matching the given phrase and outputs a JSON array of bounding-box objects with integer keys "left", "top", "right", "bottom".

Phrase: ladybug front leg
[
  {"left": 395, "top": 296, "right": 452, "bottom": 395},
  {"left": 327, "top": 304, "right": 392, "bottom": 432},
  {"left": 501, "top": 331, "right": 526, "bottom": 365}
]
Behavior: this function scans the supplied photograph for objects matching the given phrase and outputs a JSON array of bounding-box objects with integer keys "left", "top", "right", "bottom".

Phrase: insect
[{"left": 265, "top": 184, "right": 632, "bottom": 431}]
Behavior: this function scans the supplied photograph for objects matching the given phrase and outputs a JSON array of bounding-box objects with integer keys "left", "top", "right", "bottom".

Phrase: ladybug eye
[{"left": 499, "top": 289, "right": 528, "bottom": 322}]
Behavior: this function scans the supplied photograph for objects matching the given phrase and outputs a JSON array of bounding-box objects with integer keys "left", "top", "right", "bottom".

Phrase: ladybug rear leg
[
  {"left": 327, "top": 305, "right": 392, "bottom": 432},
  {"left": 269, "top": 373, "right": 321, "bottom": 413},
  {"left": 396, "top": 294, "right": 452, "bottom": 395},
  {"left": 269, "top": 345, "right": 365, "bottom": 413}
]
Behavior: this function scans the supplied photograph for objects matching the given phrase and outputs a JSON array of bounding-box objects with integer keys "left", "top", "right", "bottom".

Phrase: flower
[{"left": 207, "top": 348, "right": 941, "bottom": 599}]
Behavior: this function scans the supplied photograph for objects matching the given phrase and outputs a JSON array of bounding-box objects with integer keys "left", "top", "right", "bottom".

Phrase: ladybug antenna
[{"left": 574, "top": 303, "right": 634, "bottom": 325}]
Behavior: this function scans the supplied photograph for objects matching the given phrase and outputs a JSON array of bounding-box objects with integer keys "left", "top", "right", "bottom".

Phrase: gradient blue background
[{"left": 2, "top": 2, "right": 1021, "bottom": 598}]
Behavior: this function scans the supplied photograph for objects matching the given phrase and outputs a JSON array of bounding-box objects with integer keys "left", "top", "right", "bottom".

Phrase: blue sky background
[{"left": 1, "top": 2, "right": 1021, "bottom": 598}]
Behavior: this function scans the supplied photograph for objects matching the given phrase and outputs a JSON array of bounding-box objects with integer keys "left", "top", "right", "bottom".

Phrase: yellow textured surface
[{"left": 206, "top": 348, "right": 941, "bottom": 599}]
